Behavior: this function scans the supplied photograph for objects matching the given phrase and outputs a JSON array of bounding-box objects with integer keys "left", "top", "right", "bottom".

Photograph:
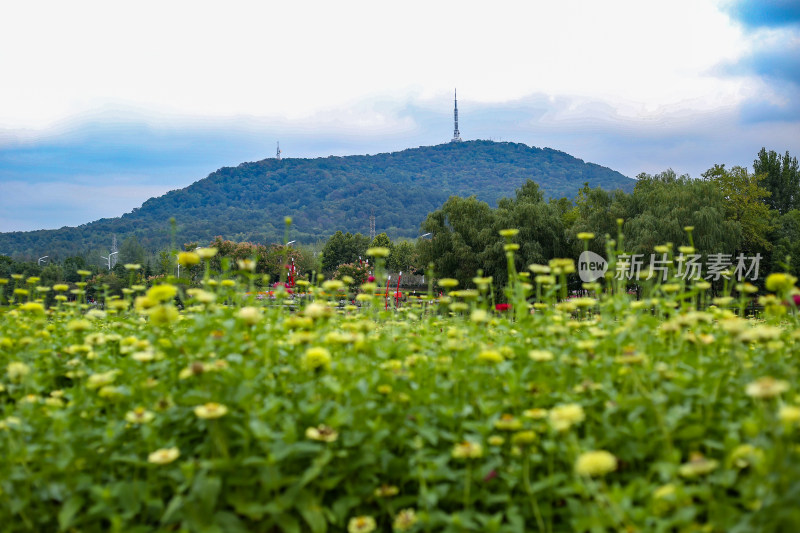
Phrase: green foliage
[
  {"left": 702, "top": 164, "right": 773, "bottom": 253},
  {"left": 754, "top": 148, "right": 800, "bottom": 214},
  {"left": 624, "top": 170, "right": 741, "bottom": 256},
  {"left": 418, "top": 180, "right": 569, "bottom": 288},
  {"left": 770, "top": 209, "right": 800, "bottom": 278},
  {"left": 321, "top": 232, "right": 371, "bottom": 274},
  {"left": 0, "top": 141, "right": 634, "bottom": 260},
  {"left": 1, "top": 247, "right": 800, "bottom": 531}
]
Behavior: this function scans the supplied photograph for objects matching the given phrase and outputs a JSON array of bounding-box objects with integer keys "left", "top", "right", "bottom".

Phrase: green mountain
[{"left": 0, "top": 140, "right": 633, "bottom": 259}]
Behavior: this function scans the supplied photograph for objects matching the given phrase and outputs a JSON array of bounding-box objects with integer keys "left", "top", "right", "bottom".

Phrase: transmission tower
[
  {"left": 369, "top": 209, "right": 376, "bottom": 241},
  {"left": 276, "top": 141, "right": 281, "bottom": 160},
  {"left": 451, "top": 89, "right": 462, "bottom": 143}
]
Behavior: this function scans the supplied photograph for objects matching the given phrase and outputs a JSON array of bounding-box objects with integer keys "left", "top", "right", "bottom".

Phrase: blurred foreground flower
[
  {"left": 306, "top": 425, "right": 338, "bottom": 442},
  {"left": 148, "top": 447, "right": 180, "bottom": 465},
  {"left": 746, "top": 377, "right": 790, "bottom": 399},
  {"left": 575, "top": 450, "right": 617, "bottom": 477},
  {"left": 194, "top": 402, "right": 229, "bottom": 419},
  {"left": 348, "top": 516, "right": 376, "bottom": 533}
]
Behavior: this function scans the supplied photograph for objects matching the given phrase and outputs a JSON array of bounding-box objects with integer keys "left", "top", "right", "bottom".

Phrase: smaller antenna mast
[{"left": 276, "top": 141, "right": 281, "bottom": 160}]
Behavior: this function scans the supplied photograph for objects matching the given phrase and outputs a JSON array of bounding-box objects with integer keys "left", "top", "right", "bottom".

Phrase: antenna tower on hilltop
[
  {"left": 369, "top": 209, "right": 376, "bottom": 241},
  {"left": 276, "top": 141, "right": 281, "bottom": 160},
  {"left": 451, "top": 89, "right": 462, "bottom": 143}
]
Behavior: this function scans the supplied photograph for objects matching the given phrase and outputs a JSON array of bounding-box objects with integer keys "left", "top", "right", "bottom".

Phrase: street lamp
[
  {"left": 100, "top": 251, "right": 118, "bottom": 271},
  {"left": 419, "top": 233, "right": 432, "bottom": 239},
  {"left": 286, "top": 240, "right": 296, "bottom": 247},
  {"left": 38, "top": 256, "right": 48, "bottom": 266}
]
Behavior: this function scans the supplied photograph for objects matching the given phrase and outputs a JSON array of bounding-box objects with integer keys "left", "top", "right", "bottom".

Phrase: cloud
[
  {"left": 2, "top": 92, "right": 798, "bottom": 233},
  {"left": 726, "top": 0, "right": 800, "bottom": 29}
]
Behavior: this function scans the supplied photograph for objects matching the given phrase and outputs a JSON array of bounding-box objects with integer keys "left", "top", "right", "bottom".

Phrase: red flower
[
  {"left": 368, "top": 275, "right": 376, "bottom": 282},
  {"left": 483, "top": 469, "right": 498, "bottom": 482},
  {"left": 495, "top": 303, "right": 511, "bottom": 312}
]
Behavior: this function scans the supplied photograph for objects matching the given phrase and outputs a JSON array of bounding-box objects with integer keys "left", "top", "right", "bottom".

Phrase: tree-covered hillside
[{"left": 0, "top": 140, "right": 633, "bottom": 259}]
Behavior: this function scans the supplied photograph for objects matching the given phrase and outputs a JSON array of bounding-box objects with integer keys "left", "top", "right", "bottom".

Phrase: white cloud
[{"left": 0, "top": 0, "right": 753, "bottom": 130}]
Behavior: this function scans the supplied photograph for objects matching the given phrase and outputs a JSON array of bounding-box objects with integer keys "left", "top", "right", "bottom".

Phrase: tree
[
  {"left": 321, "top": 232, "right": 370, "bottom": 274},
  {"left": 119, "top": 236, "right": 147, "bottom": 266},
  {"left": 754, "top": 148, "right": 799, "bottom": 214},
  {"left": 387, "top": 241, "right": 419, "bottom": 273},
  {"left": 770, "top": 210, "right": 800, "bottom": 278},
  {"left": 702, "top": 164, "right": 772, "bottom": 254}
]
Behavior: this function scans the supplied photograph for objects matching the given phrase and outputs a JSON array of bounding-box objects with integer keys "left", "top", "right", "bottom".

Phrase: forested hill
[{"left": 0, "top": 140, "right": 634, "bottom": 258}]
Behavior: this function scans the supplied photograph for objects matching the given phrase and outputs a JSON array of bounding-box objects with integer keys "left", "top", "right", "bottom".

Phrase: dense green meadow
[{"left": 1, "top": 237, "right": 799, "bottom": 532}]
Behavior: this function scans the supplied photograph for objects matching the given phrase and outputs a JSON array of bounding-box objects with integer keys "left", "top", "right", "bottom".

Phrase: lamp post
[
  {"left": 100, "top": 251, "right": 118, "bottom": 271},
  {"left": 38, "top": 256, "right": 48, "bottom": 266},
  {"left": 419, "top": 233, "right": 432, "bottom": 239}
]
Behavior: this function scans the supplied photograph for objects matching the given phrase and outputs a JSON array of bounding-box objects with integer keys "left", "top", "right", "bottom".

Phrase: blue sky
[{"left": 1, "top": 0, "right": 798, "bottom": 232}]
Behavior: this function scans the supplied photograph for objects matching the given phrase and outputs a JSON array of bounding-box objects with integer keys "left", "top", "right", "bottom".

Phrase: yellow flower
[
  {"left": 393, "top": 508, "right": 418, "bottom": 531},
  {"left": 494, "top": 414, "right": 522, "bottom": 431},
  {"left": 237, "top": 258, "right": 256, "bottom": 272},
  {"left": 302, "top": 346, "right": 332, "bottom": 371},
  {"left": 528, "top": 349, "right": 554, "bottom": 362},
  {"left": 19, "top": 302, "right": 45, "bottom": 313},
  {"left": 87, "top": 370, "right": 118, "bottom": 390},
  {"left": 377, "top": 384, "right": 393, "bottom": 395},
  {"left": 477, "top": 349, "right": 503, "bottom": 364},
  {"left": 765, "top": 272, "right": 796, "bottom": 292},
  {"left": 306, "top": 425, "right": 339, "bottom": 442},
  {"left": 452, "top": 441, "right": 483, "bottom": 459},
  {"left": 322, "top": 279, "right": 345, "bottom": 291},
  {"left": 745, "top": 377, "right": 790, "bottom": 399},
  {"left": 196, "top": 247, "right": 218, "bottom": 259},
  {"left": 125, "top": 407, "right": 155, "bottom": 424},
  {"left": 366, "top": 247, "right": 390, "bottom": 258},
  {"left": 148, "top": 447, "right": 180, "bottom": 465},
  {"left": 679, "top": 452, "right": 718, "bottom": 478},
  {"left": 499, "top": 228, "right": 519, "bottom": 237},
  {"left": 238, "top": 306, "right": 262, "bottom": 325},
  {"left": 53, "top": 284, "right": 69, "bottom": 292},
  {"left": 511, "top": 430, "right": 537, "bottom": 447},
  {"left": 437, "top": 278, "right": 459, "bottom": 289},
  {"left": 304, "top": 302, "right": 332, "bottom": 319},
  {"left": 347, "top": 516, "right": 376, "bottom": 533},
  {"left": 124, "top": 263, "right": 142, "bottom": 270},
  {"left": 178, "top": 252, "right": 200, "bottom": 267},
  {"left": 779, "top": 405, "right": 800, "bottom": 426},
  {"left": 574, "top": 450, "right": 617, "bottom": 477},
  {"left": 374, "top": 484, "right": 399, "bottom": 498},
  {"left": 523, "top": 408, "right": 548, "bottom": 419},
  {"left": 729, "top": 444, "right": 764, "bottom": 469},
  {"left": 6, "top": 361, "right": 30, "bottom": 381},
  {"left": 146, "top": 284, "right": 177, "bottom": 303},
  {"left": 549, "top": 404, "right": 585, "bottom": 431},
  {"left": 67, "top": 319, "right": 92, "bottom": 332},
  {"left": 194, "top": 402, "right": 229, "bottom": 419},
  {"left": 488, "top": 435, "right": 505, "bottom": 446},
  {"left": 148, "top": 305, "right": 179, "bottom": 326},
  {"left": 577, "top": 232, "right": 595, "bottom": 241},
  {"left": 470, "top": 309, "right": 489, "bottom": 323},
  {"left": 186, "top": 288, "right": 216, "bottom": 304}
]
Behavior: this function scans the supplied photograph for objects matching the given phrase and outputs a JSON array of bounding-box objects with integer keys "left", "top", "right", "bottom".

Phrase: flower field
[{"left": 1, "top": 243, "right": 800, "bottom": 532}]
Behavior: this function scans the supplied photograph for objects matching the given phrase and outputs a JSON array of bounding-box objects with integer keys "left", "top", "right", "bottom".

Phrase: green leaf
[{"left": 58, "top": 494, "right": 84, "bottom": 531}]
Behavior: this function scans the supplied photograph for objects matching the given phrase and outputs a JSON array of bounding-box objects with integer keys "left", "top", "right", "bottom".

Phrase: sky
[{"left": 1, "top": 0, "right": 798, "bottom": 232}]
